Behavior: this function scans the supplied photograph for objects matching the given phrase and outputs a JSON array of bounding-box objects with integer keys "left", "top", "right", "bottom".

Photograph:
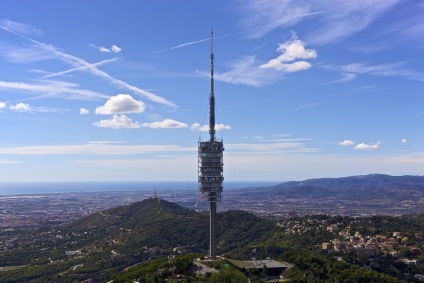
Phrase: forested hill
[
  {"left": 0, "top": 197, "right": 277, "bottom": 282},
  {"left": 66, "top": 197, "right": 276, "bottom": 254}
]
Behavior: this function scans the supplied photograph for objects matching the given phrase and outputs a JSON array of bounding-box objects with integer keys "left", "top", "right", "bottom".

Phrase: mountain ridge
[{"left": 274, "top": 173, "right": 424, "bottom": 191}]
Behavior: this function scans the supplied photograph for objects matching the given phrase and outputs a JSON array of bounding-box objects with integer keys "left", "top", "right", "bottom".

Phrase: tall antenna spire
[{"left": 209, "top": 29, "right": 215, "bottom": 142}]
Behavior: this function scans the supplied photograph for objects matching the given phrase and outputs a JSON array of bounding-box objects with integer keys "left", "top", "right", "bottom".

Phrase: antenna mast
[
  {"left": 198, "top": 29, "right": 224, "bottom": 259},
  {"left": 209, "top": 30, "right": 215, "bottom": 142}
]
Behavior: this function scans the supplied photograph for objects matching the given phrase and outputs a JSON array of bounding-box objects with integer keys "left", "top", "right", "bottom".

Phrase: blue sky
[{"left": 1, "top": 0, "right": 424, "bottom": 182}]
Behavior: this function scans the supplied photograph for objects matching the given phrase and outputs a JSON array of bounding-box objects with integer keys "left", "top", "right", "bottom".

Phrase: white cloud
[
  {"left": 111, "top": 45, "right": 122, "bottom": 53},
  {"left": 190, "top": 123, "right": 232, "bottom": 132},
  {"left": 354, "top": 142, "right": 380, "bottom": 150},
  {"left": 0, "top": 101, "right": 5, "bottom": 109},
  {"left": 80, "top": 108, "right": 90, "bottom": 115},
  {"left": 211, "top": 56, "right": 279, "bottom": 87},
  {"left": 338, "top": 140, "right": 355, "bottom": 146},
  {"left": 10, "top": 102, "right": 30, "bottom": 112},
  {"left": 89, "top": 44, "right": 122, "bottom": 54},
  {"left": 93, "top": 115, "right": 141, "bottom": 129},
  {"left": 95, "top": 94, "right": 145, "bottom": 115},
  {"left": 142, "top": 119, "right": 188, "bottom": 129},
  {"left": 260, "top": 33, "right": 317, "bottom": 72},
  {"left": 401, "top": 138, "right": 407, "bottom": 144}
]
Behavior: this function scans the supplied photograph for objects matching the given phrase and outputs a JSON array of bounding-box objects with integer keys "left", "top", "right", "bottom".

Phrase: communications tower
[{"left": 198, "top": 30, "right": 224, "bottom": 259}]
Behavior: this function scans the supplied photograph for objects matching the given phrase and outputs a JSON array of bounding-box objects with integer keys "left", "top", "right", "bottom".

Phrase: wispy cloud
[
  {"left": 0, "top": 142, "right": 194, "bottom": 155},
  {"left": 0, "top": 80, "right": 108, "bottom": 100},
  {"left": 400, "top": 138, "right": 407, "bottom": 144},
  {"left": 0, "top": 19, "right": 43, "bottom": 35},
  {"left": 0, "top": 159, "right": 20, "bottom": 165},
  {"left": 237, "top": 0, "right": 402, "bottom": 44},
  {"left": 322, "top": 73, "right": 357, "bottom": 85},
  {"left": 151, "top": 10, "right": 323, "bottom": 54},
  {"left": 383, "top": 4, "right": 424, "bottom": 42},
  {"left": 202, "top": 56, "right": 278, "bottom": 87},
  {"left": 294, "top": 103, "right": 320, "bottom": 111},
  {"left": 0, "top": 44, "right": 57, "bottom": 63},
  {"left": 349, "top": 44, "right": 390, "bottom": 53},
  {"left": 9, "top": 102, "right": 65, "bottom": 113},
  {"left": 0, "top": 139, "right": 318, "bottom": 156},
  {"left": 324, "top": 62, "right": 424, "bottom": 82},
  {"left": 0, "top": 101, "right": 5, "bottom": 110},
  {"left": 0, "top": 21, "right": 176, "bottom": 107},
  {"left": 227, "top": 141, "right": 320, "bottom": 153},
  {"left": 273, "top": 133, "right": 292, "bottom": 137}
]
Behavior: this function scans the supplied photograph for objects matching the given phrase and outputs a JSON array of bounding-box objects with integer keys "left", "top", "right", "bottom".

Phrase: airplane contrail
[
  {"left": 153, "top": 38, "right": 210, "bottom": 54},
  {"left": 0, "top": 25, "right": 177, "bottom": 108},
  {"left": 152, "top": 10, "right": 324, "bottom": 54},
  {"left": 43, "top": 57, "right": 121, "bottom": 79}
]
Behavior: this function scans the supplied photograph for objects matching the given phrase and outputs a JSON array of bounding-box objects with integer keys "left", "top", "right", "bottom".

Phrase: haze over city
[{"left": 1, "top": 0, "right": 424, "bottom": 182}]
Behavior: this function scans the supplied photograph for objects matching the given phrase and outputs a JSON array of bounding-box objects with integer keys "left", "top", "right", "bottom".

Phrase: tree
[
  {"left": 210, "top": 267, "right": 247, "bottom": 283},
  {"left": 261, "top": 264, "right": 268, "bottom": 279}
]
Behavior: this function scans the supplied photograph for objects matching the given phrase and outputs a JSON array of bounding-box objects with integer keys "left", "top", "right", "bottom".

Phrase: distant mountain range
[
  {"left": 275, "top": 174, "right": 424, "bottom": 191},
  {"left": 241, "top": 174, "right": 424, "bottom": 202}
]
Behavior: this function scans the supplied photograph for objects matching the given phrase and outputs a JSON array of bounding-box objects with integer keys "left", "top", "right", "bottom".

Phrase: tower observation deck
[{"left": 198, "top": 30, "right": 224, "bottom": 259}]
